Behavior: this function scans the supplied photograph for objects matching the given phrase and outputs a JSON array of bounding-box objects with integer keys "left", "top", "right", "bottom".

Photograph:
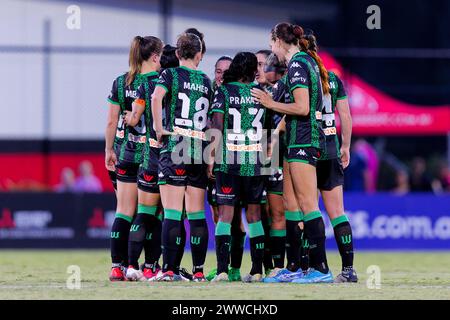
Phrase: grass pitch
[{"left": 0, "top": 250, "right": 449, "bottom": 300}]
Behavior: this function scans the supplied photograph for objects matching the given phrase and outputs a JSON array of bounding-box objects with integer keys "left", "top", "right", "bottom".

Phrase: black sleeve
[
  {"left": 335, "top": 75, "right": 347, "bottom": 100},
  {"left": 288, "top": 60, "right": 310, "bottom": 92},
  {"left": 107, "top": 78, "right": 120, "bottom": 105},
  {"left": 156, "top": 69, "right": 173, "bottom": 93},
  {"left": 209, "top": 87, "right": 226, "bottom": 115},
  {"left": 136, "top": 83, "right": 146, "bottom": 100}
]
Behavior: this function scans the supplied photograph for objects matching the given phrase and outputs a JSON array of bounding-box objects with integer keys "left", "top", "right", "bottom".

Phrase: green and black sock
[
  {"left": 304, "top": 211, "right": 329, "bottom": 274},
  {"left": 215, "top": 221, "right": 231, "bottom": 274},
  {"left": 188, "top": 211, "right": 209, "bottom": 274},
  {"left": 143, "top": 206, "right": 163, "bottom": 269},
  {"left": 230, "top": 228, "right": 246, "bottom": 269},
  {"left": 270, "top": 229, "right": 286, "bottom": 269},
  {"left": 162, "top": 209, "right": 183, "bottom": 272},
  {"left": 285, "top": 211, "right": 302, "bottom": 271},
  {"left": 262, "top": 214, "right": 274, "bottom": 272},
  {"left": 174, "top": 217, "right": 186, "bottom": 275},
  {"left": 128, "top": 205, "right": 159, "bottom": 270},
  {"left": 248, "top": 221, "right": 265, "bottom": 275},
  {"left": 332, "top": 215, "right": 354, "bottom": 270},
  {"left": 111, "top": 213, "right": 133, "bottom": 266},
  {"left": 299, "top": 227, "right": 310, "bottom": 271}
]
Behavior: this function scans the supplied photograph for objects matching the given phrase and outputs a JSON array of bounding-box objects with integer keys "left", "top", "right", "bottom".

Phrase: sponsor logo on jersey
[
  {"left": 294, "top": 72, "right": 300, "bottom": 76},
  {"left": 149, "top": 138, "right": 162, "bottom": 148},
  {"left": 291, "top": 62, "right": 300, "bottom": 68},
  {"left": 290, "top": 77, "right": 307, "bottom": 84},
  {"left": 115, "top": 129, "right": 125, "bottom": 139},
  {"left": 221, "top": 187, "right": 233, "bottom": 194},
  {"left": 323, "top": 127, "right": 337, "bottom": 136},
  {"left": 175, "top": 169, "right": 186, "bottom": 176},
  {"left": 128, "top": 133, "right": 147, "bottom": 143},
  {"left": 226, "top": 143, "right": 262, "bottom": 152},
  {"left": 315, "top": 111, "right": 322, "bottom": 120},
  {"left": 173, "top": 126, "right": 206, "bottom": 141}
]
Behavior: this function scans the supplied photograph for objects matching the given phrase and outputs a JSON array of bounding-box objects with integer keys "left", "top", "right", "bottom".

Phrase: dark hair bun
[{"left": 292, "top": 25, "right": 304, "bottom": 39}]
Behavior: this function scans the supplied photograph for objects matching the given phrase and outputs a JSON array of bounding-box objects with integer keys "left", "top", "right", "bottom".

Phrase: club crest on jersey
[
  {"left": 117, "top": 168, "right": 127, "bottom": 175},
  {"left": 221, "top": 187, "right": 233, "bottom": 194},
  {"left": 143, "top": 174, "right": 154, "bottom": 182},
  {"left": 175, "top": 169, "right": 186, "bottom": 176}
]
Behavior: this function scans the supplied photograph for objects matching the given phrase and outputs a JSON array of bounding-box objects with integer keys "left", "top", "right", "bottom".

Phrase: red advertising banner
[{"left": 321, "top": 53, "right": 450, "bottom": 135}]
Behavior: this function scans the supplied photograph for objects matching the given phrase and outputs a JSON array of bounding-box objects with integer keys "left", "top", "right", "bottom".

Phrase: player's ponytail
[
  {"left": 127, "top": 36, "right": 164, "bottom": 86},
  {"left": 299, "top": 32, "right": 330, "bottom": 95},
  {"left": 223, "top": 52, "right": 258, "bottom": 84}
]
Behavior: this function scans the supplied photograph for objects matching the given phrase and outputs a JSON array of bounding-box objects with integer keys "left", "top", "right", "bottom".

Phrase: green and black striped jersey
[
  {"left": 135, "top": 74, "right": 161, "bottom": 171},
  {"left": 285, "top": 51, "right": 325, "bottom": 151},
  {"left": 156, "top": 66, "right": 212, "bottom": 162},
  {"left": 320, "top": 71, "right": 347, "bottom": 160},
  {"left": 270, "top": 75, "right": 290, "bottom": 166},
  {"left": 210, "top": 82, "right": 269, "bottom": 176},
  {"left": 107, "top": 72, "right": 158, "bottom": 163}
]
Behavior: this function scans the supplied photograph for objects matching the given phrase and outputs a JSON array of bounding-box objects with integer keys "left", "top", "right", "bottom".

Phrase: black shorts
[
  {"left": 286, "top": 147, "right": 321, "bottom": 167},
  {"left": 207, "top": 179, "right": 217, "bottom": 207},
  {"left": 108, "top": 170, "right": 117, "bottom": 190},
  {"left": 137, "top": 167, "right": 159, "bottom": 193},
  {"left": 115, "top": 160, "right": 140, "bottom": 183},
  {"left": 158, "top": 152, "right": 208, "bottom": 189},
  {"left": 316, "top": 158, "right": 344, "bottom": 191},
  {"left": 266, "top": 167, "right": 283, "bottom": 195},
  {"left": 215, "top": 172, "right": 265, "bottom": 206}
]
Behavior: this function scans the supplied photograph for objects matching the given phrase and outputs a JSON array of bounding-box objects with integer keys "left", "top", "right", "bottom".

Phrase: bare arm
[
  {"left": 336, "top": 98, "right": 352, "bottom": 168},
  {"left": 151, "top": 86, "right": 171, "bottom": 141},
  {"left": 251, "top": 87, "right": 310, "bottom": 116},
  {"left": 105, "top": 103, "right": 120, "bottom": 171},
  {"left": 124, "top": 99, "right": 145, "bottom": 127},
  {"left": 206, "top": 112, "right": 224, "bottom": 178}
]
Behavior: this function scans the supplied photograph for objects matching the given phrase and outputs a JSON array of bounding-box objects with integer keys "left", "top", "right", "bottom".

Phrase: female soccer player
[
  {"left": 304, "top": 33, "right": 357, "bottom": 282},
  {"left": 213, "top": 55, "right": 232, "bottom": 90},
  {"left": 260, "top": 53, "right": 291, "bottom": 279},
  {"left": 255, "top": 49, "right": 276, "bottom": 275},
  {"left": 120, "top": 37, "right": 164, "bottom": 281},
  {"left": 152, "top": 33, "right": 211, "bottom": 282},
  {"left": 206, "top": 55, "right": 247, "bottom": 282},
  {"left": 209, "top": 52, "right": 268, "bottom": 283},
  {"left": 251, "top": 22, "right": 333, "bottom": 283},
  {"left": 105, "top": 35, "right": 162, "bottom": 281}
]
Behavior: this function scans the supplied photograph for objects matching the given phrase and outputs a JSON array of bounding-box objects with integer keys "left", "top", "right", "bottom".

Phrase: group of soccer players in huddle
[{"left": 105, "top": 23, "right": 356, "bottom": 284}]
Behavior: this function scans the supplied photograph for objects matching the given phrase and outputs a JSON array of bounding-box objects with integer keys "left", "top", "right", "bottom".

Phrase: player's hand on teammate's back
[
  {"left": 123, "top": 111, "right": 132, "bottom": 126},
  {"left": 105, "top": 149, "right": 117, "bottom": 171},
  {"left": 156, "top": 129, "right": 174, "bottom": 143},
  {"left": 340, "top": 147, "right": 350, "bottom": 169}
]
